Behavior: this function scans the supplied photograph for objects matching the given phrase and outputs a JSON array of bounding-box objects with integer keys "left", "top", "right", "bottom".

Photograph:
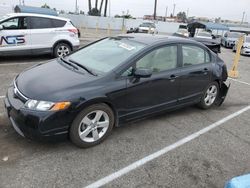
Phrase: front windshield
[
  {"left": 0, "top": 15, "right": 10, "bottom": 22},
  {"left": 229, "top": 32, "right": 241, "bottom": 38},
  {"left": 69, "top": 37, "right": 145, "bottom": 74}
]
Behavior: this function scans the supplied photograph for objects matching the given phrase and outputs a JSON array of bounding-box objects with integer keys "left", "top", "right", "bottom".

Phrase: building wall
[{"left": 60, "top": 14, "right": 184, "bottom": 34}]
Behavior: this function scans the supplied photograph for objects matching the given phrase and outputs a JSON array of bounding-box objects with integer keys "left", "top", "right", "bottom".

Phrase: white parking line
[
  {"left": 0, "top": 96, "right": 5, "bottom": 99},
  {"left": 85, "top": 105, "right": 250, "bottom": 188},
  {"left": 228, "top": 78, "right": 250, "bottom": 86}
]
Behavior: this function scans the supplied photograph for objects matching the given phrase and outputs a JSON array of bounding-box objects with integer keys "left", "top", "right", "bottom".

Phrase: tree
[
  {"left": 104, "top": 0, "right": 108, "bottom": 17},
  {"left": 88, "top": 8, "right": 100, "bottom": 16},
  {"left": 88, "top": 0, "right": 92, "bottom": 13},
  {"left": 177, "top": 12, "right": 187, "bottom": 22},
  {"left": 41, "top": 3, "right": 50, "bottom": 9}
]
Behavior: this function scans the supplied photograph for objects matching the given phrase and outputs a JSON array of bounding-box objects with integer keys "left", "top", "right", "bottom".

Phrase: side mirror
[
  {"left": 134, "top": 68, "right": 152, "bottom": 78},
  {"left": 0, "top": 25, "right": 3, "bottom": 30}
]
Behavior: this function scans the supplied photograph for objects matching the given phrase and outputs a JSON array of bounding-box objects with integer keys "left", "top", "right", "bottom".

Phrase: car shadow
[{"left": 0, "top": 55, "right": 53, "bottom": 64}]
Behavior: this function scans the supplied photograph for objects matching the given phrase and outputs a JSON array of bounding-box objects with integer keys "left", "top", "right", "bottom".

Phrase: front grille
[{"left": 13, "top": 81, "right": 29, "bottom": 103}]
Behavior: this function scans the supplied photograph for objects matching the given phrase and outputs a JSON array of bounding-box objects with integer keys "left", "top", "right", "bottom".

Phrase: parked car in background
[
  {"left": 0, "top": 13, "right": 80, "bottom": 57},
  {"left": 221, "top": 31, "right": 242, "bottom": 48},
  {"left": 5, "top": 34, "right": 229, "bottom": 148},
  {"left": 127, "top": 22, "right": 158, "bottom": 34},
  {"left": 233, "top": 35, "right": 250, "bottom": 55},
  {"left": 194, "top": 31, "right": 213, "bottom": 39},
  {"left": 175, "top": 28, "right": 189, "bottom": 37},
  {"left": 193, "top": 37, "right": 221, "bottom": 54}
]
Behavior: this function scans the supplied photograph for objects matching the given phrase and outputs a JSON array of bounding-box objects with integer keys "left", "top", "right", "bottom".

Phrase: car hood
[{"left": 16, "top": 59, "right": 100, "bottom": 102}]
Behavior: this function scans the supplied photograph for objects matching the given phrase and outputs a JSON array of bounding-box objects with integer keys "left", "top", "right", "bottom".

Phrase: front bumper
[
  {"left": 241, "top": 48, "right": 250, "bottom": 55},
  {"left": 226, "top": 41, "right": 235, "bottom": 48},
  {"left": 4, "top": 87, "right": 74, "bottom": 141},
  {"left": 216, "top": 82, "right": 230, "bottom": 106}
]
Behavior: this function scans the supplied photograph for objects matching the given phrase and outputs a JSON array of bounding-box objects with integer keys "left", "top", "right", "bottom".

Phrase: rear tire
[
  {"left": 53, "top": 42, "right": 71, "bottom": 58},
  {"left": 198, "top": 82, "right": 219, "bottom": 109},
  {"left": 70, "top": 103, "right": 115, "bottom": 148}
]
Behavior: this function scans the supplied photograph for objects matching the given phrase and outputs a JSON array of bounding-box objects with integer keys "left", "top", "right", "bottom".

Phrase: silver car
[
  {"left": 221, "top": 32, "right": 242, "bottom": 48},
  {"left": 233, "top": 35, "right": 250, "bottom": 56}
]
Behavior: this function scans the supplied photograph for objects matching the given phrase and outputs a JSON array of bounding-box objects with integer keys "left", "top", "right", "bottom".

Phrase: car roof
[
  {"left": 5, "top": 13, "right": 70, "bottom": 21},
  {"left": 117, "top": 33, "right": 198, "bottom": 45}
]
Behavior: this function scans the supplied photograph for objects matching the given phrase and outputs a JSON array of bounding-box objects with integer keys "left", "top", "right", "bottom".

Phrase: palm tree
[
  {"left": 104, "top": 0, "right": 108, "bottom": 17},
  {"left": 95, "top": 0, "right": 98, "bottom": 9},
  {"left": 88, "top": 0, "right": 92, "bottom": 12},
  {"left": 99, "top": 0, "right": 104, "bottom": 15}
]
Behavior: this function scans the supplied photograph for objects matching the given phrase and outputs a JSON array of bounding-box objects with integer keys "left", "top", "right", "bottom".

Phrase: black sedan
[{"left": 4, "top": 34, "right": 229, "bottom": 148}]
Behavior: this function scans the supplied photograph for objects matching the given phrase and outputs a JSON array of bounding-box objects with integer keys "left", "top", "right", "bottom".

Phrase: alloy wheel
[
  {"left": 204, "top": 85, "right": 218, "bottom": 106},
  {"left": 57, "top": 45, "right": 70, "bottom": 57},
  {"left": 78, "top": 110, "right": 110, "bottom": 143}
]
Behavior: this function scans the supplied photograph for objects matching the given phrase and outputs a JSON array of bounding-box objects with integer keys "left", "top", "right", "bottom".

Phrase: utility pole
[
  {"left": 241, "top": 11, "right": 246, "bottom": 24},
  {"left": 173, "top": 3, "right": 176, "bottom": 17},
  {"left": 165, "top": 6, "right": 168, "bottom": 18},
  {"left": 109, "top": 0, "right": 111, "bottom": 17},
  {"left": 153, "top": 0, "right": 157, "bottom": 20},
  {"left": 187, "top": 8, "right": 189, "bottom": 18},
  {"left": 22, "top": 0, "right": 25, "bottom": 5},
  {"left": 75, "top": 0, "right": 78, "bottom": 14}
]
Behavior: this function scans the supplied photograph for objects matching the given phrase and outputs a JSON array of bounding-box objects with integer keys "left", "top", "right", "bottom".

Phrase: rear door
[
  {"left": 0, "top": 16, "right": 31, "bottom": 54},
  {"left": 178, "top": 44, "right": 212, "bottom": 104},
  {"left": 29, "top": 16, "right": 64, "bottom": 52}
]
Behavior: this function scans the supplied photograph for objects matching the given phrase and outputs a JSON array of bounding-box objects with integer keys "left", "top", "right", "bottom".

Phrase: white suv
[{"left": 0, "top": 13, "right": 80, "bottom": 57}]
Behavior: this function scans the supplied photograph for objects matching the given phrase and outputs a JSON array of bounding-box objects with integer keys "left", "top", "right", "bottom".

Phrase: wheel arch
[
  {"left": 53, "top": 40, "right": 73, "bottom": 51},
  {"left": 75, "top": 97, "right": 119, "bottom": 127}
]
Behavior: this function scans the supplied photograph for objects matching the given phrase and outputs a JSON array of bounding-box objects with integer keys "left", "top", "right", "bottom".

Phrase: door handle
[
  {"left": 203, "top": 68, "right": 209, "bottom": 75},
  {"left": 168, "top": 74, "right": 179, "bottom": 82}
]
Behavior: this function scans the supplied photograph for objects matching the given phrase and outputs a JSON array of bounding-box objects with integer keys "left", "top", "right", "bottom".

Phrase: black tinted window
[
  {"left": 52, "top": 19, "right": 66, "bottom": 27},
  {"left": 30, "top": 17, "right": 52, "bottom": 29}
]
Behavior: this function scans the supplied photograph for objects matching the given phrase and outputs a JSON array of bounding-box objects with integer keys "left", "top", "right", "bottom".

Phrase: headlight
[{"left": 25, "top": 100, "right": 71, "bottom": 111}]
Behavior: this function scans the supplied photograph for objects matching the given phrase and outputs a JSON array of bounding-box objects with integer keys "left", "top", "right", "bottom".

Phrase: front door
[
  {"left": 0, "top": 16, "right": 31, "bottom": 55},
  {"left": 123, "top": 45, "right": 181, "bottom": 120}
]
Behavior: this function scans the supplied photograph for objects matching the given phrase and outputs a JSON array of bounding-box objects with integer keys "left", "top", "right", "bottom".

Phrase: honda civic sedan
[{"left": 4, "top": 34, "right": 229, "bottom": 148}]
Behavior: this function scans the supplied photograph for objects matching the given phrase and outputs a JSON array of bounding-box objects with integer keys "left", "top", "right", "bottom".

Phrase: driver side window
[
  {"left": 136, "top": 45, "right": 178, "bottom": 73},
  {"left": 122, "top": 45, "right": 178, "bottom": 77},
  {"left": 0, "top": 17, "right": 27, "bottom": 30}
]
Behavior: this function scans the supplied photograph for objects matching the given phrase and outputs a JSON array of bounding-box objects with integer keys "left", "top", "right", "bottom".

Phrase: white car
[
  {"left": 233, "top": 35, "right": 250, "bottom": 56},
  {"left": 194, "top": 31, "right": 213, "bottom": 40},
  {"left": 0, "top": 13, "right": 80, "bottom": 57},
  {"left": 138, "top": 22, "right": 158, "bottom": 34}
]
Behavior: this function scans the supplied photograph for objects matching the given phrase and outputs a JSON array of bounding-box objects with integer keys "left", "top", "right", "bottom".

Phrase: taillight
[{"left": 68, "top": 29, "right": 78, "bottom": 35}]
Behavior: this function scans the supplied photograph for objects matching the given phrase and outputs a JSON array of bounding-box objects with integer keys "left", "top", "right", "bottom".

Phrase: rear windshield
[
  {"left": 69, "top": 37, "right": 146, "bottom": 74},
  {"left": 197, "top": 32, "right": 211, "bottom": 37}
]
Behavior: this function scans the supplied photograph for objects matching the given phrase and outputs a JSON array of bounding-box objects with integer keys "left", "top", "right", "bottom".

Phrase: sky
[{"left": 0, "top": 0, "right": 249, "bottom": 22}]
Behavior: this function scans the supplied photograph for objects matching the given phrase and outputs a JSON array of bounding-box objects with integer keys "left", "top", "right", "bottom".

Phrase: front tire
[
  {"left": 53, "top": 42, "right": 71, "bottom": 58},
  {"left": 198, "top": 82, "right": 219, "bottom": 109},
  {"left": 70, "top": 103, "right": 115, "bottom": 148}
]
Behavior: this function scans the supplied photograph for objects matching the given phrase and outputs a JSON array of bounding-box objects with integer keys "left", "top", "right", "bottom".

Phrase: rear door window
[
  {"left": 30, "top": 17, "right": 53, "bottom": 29},
  {"left": 182, "top": 45, "right": 210, "bottom": 66}
]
